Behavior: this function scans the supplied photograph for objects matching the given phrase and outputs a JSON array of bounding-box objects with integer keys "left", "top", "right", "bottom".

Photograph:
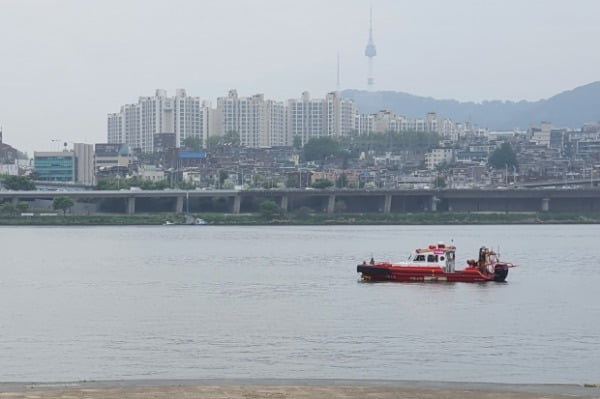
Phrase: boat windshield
[{"left": 412, "top": 253, "right": 444, "bottom": 263}]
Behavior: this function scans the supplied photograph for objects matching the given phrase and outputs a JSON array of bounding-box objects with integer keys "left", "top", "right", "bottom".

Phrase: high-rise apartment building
[
  {"left": 217, "top": 90, "right": 265, "bottom": 148},
  {"left": 173, "top": 89, "right": 210, "bottom": 148},
  {"left": 326, "top": 91, "right": 357, "bottom": 138},
  {"left": 216, "top": 90, "right": 288, "bottom": 148},
  {"left": 108, "top": 89, "right": 357, "bottom": 151},
  {"left": 288, "top": 92, "right": 323, "bottom": 146},
  {"left": 107, "top": 89, "right": 209, "bottom": 153},
  {"left": 288, "top": 91, "right": 356, "bottom": 145},
  {"left": 107, "top": 112, "right": 122, "bottom": 144},
  {"left": 267, "top": 100, "right": 288, "bottom": 147},
  {"left": 355, "top": 110, "right": 458, "bottom": 140}
]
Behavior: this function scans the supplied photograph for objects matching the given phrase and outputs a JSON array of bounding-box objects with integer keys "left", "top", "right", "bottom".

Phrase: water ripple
[{"left": 0, "top": 225, "right": 599, "bottom": 383}]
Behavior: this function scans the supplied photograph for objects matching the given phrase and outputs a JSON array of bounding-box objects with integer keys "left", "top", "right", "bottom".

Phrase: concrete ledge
[{"left": 0, "top": 379, "right": 597, "bottom": 398}]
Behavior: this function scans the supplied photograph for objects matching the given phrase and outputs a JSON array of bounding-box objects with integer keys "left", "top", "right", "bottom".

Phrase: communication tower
[{"left": 364, "top": 7, "right": 377, "bottom": 89}]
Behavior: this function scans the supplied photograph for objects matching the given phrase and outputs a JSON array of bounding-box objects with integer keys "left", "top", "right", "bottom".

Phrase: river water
[{"left": 0, "top": 225, "right": 598, "bottom": 384}]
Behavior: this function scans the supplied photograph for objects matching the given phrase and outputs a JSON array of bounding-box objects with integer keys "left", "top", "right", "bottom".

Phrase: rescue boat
[{"left": 357, "top": 242, "right": 514, "bottom": 283}]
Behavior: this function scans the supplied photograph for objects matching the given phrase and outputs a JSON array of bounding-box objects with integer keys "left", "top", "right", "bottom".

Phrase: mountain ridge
[{"left": 341, "top": 81, "right": 600, "bottom": 130}]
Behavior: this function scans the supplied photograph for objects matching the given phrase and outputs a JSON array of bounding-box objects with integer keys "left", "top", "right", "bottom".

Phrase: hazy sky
[{"left": 1, "top": 0, "right": 600, "bottom": 154}]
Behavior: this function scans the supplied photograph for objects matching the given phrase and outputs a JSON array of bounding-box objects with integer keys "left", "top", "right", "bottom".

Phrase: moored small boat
[{"left": 357, "top": 242, "right": 515, "bottom": 283}]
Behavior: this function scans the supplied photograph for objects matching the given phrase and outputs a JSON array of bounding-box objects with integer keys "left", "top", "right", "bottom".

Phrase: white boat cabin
[{"left": 405, "top": 242, "right": 456, "bottom": 272}]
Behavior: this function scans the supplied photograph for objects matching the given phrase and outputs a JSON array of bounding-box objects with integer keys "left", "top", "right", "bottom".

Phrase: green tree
[
  {"left": 96, "top": 178, "right": 119, "bottom": 190},
  {"left": 339, "top": 130, "right": 440, "bottom": 156},
  {"left": 222, "top": 178, "right": 235, "bottom": 189},
  {"left": 364, "top": 181, "right": 378, "bottom": 190},
  {"left": 177, "top": 181, "right": 197, "bottom": 190},
  {"left": 303, "top": 137, "right": 340, "bottom": 162},
  {"left": 206, "top": 136, "right": 221, "bottom": 150},
  {"left": 259, "top": 200, "right": 283, "bottom": 219},
  {"left": 96, "top": 177, "right": 169, "bottom": 191},
  {"left": 206, "top": 132, "right": 240, "bottom": 150},
  {"left": 293, "top": 206, "right": 312, "bottom": 219},
  {"left": 0, "top": 175, "right": 36, "bottom": 190},
  {"left": 336, "top": 174, "right": 348, "bottom": 188},
  {"left": 292, "top": 136, "right": 303, "bottom": 149},
  {"left": 219, "top": 171, "right": 229, "bottom": 186},
  {"left": 223, "top": 131, "right": 240, "bottom": 146},
  {"left": 285, "top": 174, "right": 299, "bottom": 188},
  {"left": 53, "top": 196, "right": 75, "bottom": 216},
  {"left": 0, "top": 202, "right": 17, "bottom": 216},
  {"left": 488, "top": 142, "right": 518, "bottom": 170},
  {"left": 16, "top": 201, "right": 29, "bottom": 213},
  {"left": 311, "top": 178, "right": 334, "bottom": 189},
  {"left": 182, "top": 136, "right": 203, "bottom": 152},
  {"left": 434, "top": 176, "right": 447, "bottom": 188}
]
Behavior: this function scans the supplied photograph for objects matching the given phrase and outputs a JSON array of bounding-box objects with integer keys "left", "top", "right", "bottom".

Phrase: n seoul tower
[{"left": 364, "top": 7, "right": 377, "bottom": 89}]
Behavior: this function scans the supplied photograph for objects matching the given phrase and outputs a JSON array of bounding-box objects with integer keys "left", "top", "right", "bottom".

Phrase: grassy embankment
[{"left": 3, "top": 212, "right": 600, "bottom": 225}]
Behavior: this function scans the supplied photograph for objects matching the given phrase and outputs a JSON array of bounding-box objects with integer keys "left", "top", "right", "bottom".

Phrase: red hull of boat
[{"left": 357, "top": 263, "right": 509, "bottom": 283}]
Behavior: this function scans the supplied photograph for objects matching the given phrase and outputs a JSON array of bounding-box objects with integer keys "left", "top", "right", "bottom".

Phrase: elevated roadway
[{"left": 2, "top": 188, "right": 600, "bottom": 214}]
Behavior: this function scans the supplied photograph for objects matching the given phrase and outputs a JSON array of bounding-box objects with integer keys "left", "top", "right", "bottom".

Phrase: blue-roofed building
[
  {"left": 175, "top": 151, "right": 207, "bottom": 168},
  {"left": 178, "top": 151, "right": 206, "bottom": 160}
]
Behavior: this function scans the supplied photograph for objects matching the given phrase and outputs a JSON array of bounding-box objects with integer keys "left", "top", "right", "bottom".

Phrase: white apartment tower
[
  {"left": 217, "top": 90, "right": 265, "bottom": 148},
  {"left": 174, "top": 89, "right": 210, "bottom": 148},
  {"left": 107, "top": 89, "right": 209, "bottom": 152},
  {"left": 267, "top": 100, "right": 289, "bottom": 147},
  {"left": 354, "top": 110, "right": 458, "bottom": 139},
  {"left": 288, "top": 91, "right": 356, "bottom": 145},
  {"left": 216, "top": 90, "right": 288, "bottom": 148},
  {"left": 326, "top": 91, "right": 356, "bottom": 137},
  {"left": 122, "top": 104, "right": 140, "bottom": 149},
  {"left": 108, "top": 89, "right": 359, "bottom": 150},
  {"left": 107, "top": 112, "right": 122, "bottom": 144},
  {"left": 288, "top": 92, "right": 323, "bottom": 146}
]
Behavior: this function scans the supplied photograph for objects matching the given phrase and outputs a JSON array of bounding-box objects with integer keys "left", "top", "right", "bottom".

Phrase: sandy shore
[{"left": 0, "top": 380, "right": 598, "bottom": 399}]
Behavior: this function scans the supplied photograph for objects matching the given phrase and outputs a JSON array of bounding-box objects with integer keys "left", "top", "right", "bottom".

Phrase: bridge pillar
[
  {"left": 280, "top": 195, "right": 288, "bottom": 212},
  {"left": 541, "top": 198, "right": 550, "bottom": 212},
  {"left": 175, "top": 196, "right": 184, "bottom": 214},
  {"left": 431, "top": 196, "right": 438, "bottom": 212},
  {"left": 327, "top": 194, "right": 336, "bottom": 214},
  {"left": 383, "top": 194, "right": 392, "bottom": 214},
  {"left": 233, "top": 195, "right": 241, "bottom": 214},
  {"left": 127, "top": 197, "right": 136, "bottom": 215},
  {"left": 11, "top": 197, "right": 19, "bottom": 205}
]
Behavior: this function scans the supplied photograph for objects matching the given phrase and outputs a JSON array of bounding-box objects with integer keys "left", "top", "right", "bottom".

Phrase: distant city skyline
[{"left": 1, "top": 0, "right": 600, "bottom": 154}]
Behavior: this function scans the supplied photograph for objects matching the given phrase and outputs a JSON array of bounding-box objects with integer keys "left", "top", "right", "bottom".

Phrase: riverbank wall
[{"left": 3, "top": 211, "right": 600, "bottom": 225}]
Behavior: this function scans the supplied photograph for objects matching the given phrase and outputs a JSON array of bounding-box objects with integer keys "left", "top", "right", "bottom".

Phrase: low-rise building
[
  {"left": 95, "top": 143, "right": 132, "bottom": 177},
  {"left": 34, "top": 151, "right": 76, "bottom": 182},
  {"left": 0, "top": 143, "right": 18, "bottom": 165},
  {"left": 138, "top": 165, "right": 166, "bottom": 182},
  {"left": 73, "top": 143, "right": 95, "bottom": 186},
  {"left": 425, "top": 148, "right": 455, "bottom": 170}
]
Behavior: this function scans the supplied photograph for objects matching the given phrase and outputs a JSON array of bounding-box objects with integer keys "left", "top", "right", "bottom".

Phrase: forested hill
[{"left": 342, "top": 81, "right": 600, "bottom": 130}]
